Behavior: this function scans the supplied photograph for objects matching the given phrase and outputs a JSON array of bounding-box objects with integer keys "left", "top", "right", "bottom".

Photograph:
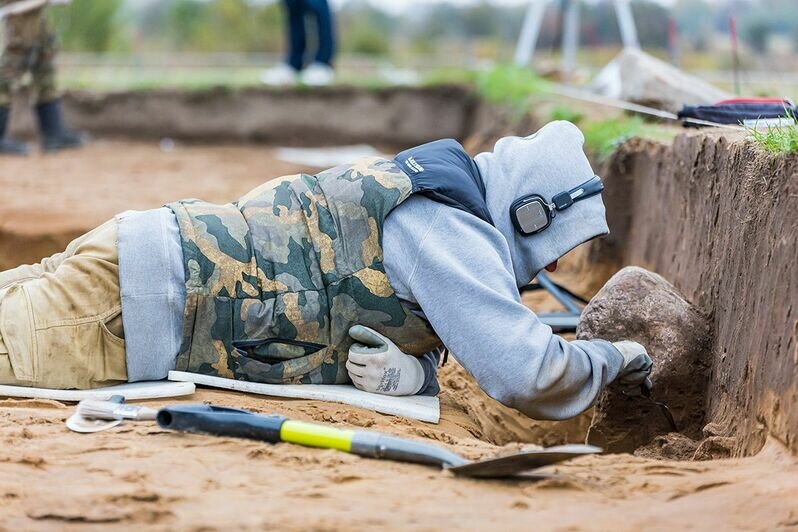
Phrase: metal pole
[
  {"left": 561, "top": 0, "right": 580, "bottom": 81},
  {"left": 614, "top": 0, "right": 640, "bottom": 50},
  {"left": 536, "top": 272, "right": 583, "bottom": 315},
  {"left": 514, "top": 1, "right": 549, "bottom": 67}
]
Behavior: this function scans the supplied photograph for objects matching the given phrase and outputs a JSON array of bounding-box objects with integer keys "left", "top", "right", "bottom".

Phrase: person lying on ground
[{"left": 0, "top": 121, "right": 652, "bottom": 420}]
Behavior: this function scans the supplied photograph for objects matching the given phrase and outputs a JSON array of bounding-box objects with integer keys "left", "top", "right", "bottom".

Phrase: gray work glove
[
  {"left": 612, "top": 340, "right": 654, "bottom": 391},
  {"left": 346, "top": 325, "right": 425, "bottom": 397}
]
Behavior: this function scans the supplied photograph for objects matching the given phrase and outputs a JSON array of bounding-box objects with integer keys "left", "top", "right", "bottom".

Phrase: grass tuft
[
  {"left": 582, "top": 116, "right": 676, "bottom": 159},
  {"left": 747, "top": 113, "right": 798, "bottom": 155},
  {"left": 474, "top": 65, "right": 548, "bottom": 109}
]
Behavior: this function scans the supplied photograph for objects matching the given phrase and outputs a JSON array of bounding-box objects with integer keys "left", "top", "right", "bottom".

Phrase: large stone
[
  {"left": 592, "top": 48, "right": 731, "bottom": 113},
  {"left": 577, "top": 266, "right": 712, "bottom": 453}
]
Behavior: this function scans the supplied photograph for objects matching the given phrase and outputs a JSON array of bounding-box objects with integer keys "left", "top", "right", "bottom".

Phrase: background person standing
[
  {"left": 261, "top": 0, "right": 336, "bottom": 87},
  {"left": 0, "top": 0, "right": 85, "bottom": 156}
]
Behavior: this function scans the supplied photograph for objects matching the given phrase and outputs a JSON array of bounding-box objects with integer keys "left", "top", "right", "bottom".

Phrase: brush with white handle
[
  {"left": 67, "top": 396, "right": 158, "bottom": 433},
  {"left": 76, "top": 400, "right": 158, "bottom": 421}
]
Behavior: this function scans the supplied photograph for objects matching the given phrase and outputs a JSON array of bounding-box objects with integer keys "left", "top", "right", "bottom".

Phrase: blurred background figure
[
  {"left": 0, "top": 0, "right": 86, "bottom": 156},
  {"left": 261, "top": 0, "right": 336, "bottom": 87}
]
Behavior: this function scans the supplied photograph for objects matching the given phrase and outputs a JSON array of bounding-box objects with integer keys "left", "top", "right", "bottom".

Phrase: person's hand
[
  {"left": 612, "top": 340, "right": 654, "bottom": 391},
  {"left": 346, "top": 325, "right": 425, "bottom": 396}
]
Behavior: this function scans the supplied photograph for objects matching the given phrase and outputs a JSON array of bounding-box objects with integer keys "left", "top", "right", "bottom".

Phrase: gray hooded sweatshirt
[
  {"left": 382, "top": 121, "right": 624, "bottom": 419},
  {"left": 118, "top": 121, "right": 623, "bottom": 420}
]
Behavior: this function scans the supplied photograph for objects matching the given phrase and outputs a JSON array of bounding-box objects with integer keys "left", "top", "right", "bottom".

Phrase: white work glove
[
  {"left": 346, "top": 325, "right": 425, "bottom": 396},
  {"left": 612, "top": 340, "right": 654, "bottom": 391}
]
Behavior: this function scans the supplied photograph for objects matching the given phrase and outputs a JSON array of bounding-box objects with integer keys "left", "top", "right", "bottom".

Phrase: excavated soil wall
[
  {"left": 592, "top": 133, "right": 798, "bottom": 456},
  {"left": 9, "top": 85, "right": 477, "bottom": 147}
]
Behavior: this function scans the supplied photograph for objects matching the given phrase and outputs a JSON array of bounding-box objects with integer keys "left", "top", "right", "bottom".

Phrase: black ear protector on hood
[{"left": 509, "top": 175, "right": 605, "bottom": 236}]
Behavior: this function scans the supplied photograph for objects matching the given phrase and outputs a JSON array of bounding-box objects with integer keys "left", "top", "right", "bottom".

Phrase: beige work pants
[{"left": 0, "top": 220, "right": 128, "bottom": 389}]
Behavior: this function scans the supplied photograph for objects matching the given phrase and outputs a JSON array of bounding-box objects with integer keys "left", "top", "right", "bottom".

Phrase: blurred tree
[
  {"left": 338, "top": 1, "right": 392, "bottom": 56},
  {"left": 631, "top": 1, "right": 669, "bottom": 49},
  {"left": 743, "top": 16, "right": 772, "bottom": 54},
  {"left": 51, "top": 0, "right": 125, "bottom": 52},
  {"left": 156, "top": 0, "right": 283, "bottom": 52},
  {"left": 45, "top": 0, "right": 798, "bottom": 60},
  {"left": 165, "top": 0, "right": 211, "bottom": 50},
  {"left": 672, "top": 0, "right": 714, "bottom": 50}
]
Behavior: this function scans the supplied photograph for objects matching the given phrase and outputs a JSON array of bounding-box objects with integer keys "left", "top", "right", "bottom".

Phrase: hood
[{"left": 474, "top": 121, "right": 609, "bottom": 285}]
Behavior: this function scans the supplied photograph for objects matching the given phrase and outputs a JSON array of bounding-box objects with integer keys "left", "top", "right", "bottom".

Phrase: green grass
[
  {"left": 474, "top": 65, "right": 549, "bottom": 109},
  {"left": 747, "top": 116, "right": 798, "bottom": 155},
  {"left": 549, "top": 105, "right": 585, "bottom": 125},
  {"left": 59, "top": 67, "right": 265, "bottom": 91},
  {"left": 421, "top": 67, "right": 479, "bottom": 87},
  {"left": 582, "top": 116, "right": 677, "bottom": 159}
]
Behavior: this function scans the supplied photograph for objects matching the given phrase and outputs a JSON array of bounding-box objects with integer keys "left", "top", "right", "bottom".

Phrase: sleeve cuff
[{"left": 415, "top": 348, "right": 442, "bottom": 396}]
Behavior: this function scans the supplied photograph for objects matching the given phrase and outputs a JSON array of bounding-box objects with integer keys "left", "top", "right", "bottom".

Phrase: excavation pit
[{"left": 1, "top": 88, "right": 796, "bottom": 529}]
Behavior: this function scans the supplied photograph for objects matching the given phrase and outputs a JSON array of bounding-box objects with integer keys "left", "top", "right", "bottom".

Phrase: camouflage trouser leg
[
  {"left": 0, "top": 9, "right": 58, "bottom": 107},
  {"left": 0, "top": 44, "right": 18, "bottom": 107},
  {"left": 30, "top": 31, "right": 58, "bottom": 104}
]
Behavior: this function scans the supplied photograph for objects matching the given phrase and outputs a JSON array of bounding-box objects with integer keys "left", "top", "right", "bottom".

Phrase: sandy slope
[{"left": 1, "top": 141, "right": 797, "bottom": 530}]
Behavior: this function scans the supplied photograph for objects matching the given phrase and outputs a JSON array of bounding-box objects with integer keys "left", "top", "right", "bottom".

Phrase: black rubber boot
[
  {"left": 0, "top": 106, "right": 30, "bottom": 156},
  {"left": 35, "top": 100, "right": 87, "bottom": 153}
]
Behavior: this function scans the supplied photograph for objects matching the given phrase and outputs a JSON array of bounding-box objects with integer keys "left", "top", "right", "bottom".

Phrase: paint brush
[{"left": 76, "top": 399, "right": 159, "bottom": 422}]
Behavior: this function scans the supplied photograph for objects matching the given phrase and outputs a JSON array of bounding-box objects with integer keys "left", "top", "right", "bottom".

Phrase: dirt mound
[
  {"left": 439, "top": 361, "right": 591, "bottom": 447},
  {"left": 9, "top": 86, "right": 477, "bottom": 148}
]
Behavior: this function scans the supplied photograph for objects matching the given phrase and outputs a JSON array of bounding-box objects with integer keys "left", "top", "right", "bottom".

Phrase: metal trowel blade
[{"left": 446, "top": 444, "right": 602, "bottom": 478}]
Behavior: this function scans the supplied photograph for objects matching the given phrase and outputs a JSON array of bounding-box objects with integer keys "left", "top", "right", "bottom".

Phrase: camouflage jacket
[{"left": 168, "top": 158, "right": 443, "bottom": 385}]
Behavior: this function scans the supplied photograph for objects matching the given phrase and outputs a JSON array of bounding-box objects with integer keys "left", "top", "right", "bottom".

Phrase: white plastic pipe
[
  {"left": 561, "top": 0, "right": 580, "bottom": 79},
  {"left": 513, "top": 1, "right": 549, "bottom": 67},
  {"left": 614, "top": 0, "right": 640, "bottom": 50}
]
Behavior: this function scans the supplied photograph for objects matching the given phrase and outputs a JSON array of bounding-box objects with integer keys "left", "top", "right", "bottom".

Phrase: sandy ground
[{"left": 1, "top": 141, "right": 797, "bottom": 531}]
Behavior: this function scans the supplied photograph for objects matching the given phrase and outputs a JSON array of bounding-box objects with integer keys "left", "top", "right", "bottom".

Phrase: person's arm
[{"left": 405, "top": 208, "right": 624, "bottom": 420}]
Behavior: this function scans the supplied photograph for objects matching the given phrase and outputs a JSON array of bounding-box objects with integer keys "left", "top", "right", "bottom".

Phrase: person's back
[{"left": 382, "top": 121, "right": 631, "bottom": 418}]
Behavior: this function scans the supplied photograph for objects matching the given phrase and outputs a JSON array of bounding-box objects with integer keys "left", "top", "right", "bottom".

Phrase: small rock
[
  {"left": 692, "top": 436, "right": 736, "bottom": 461},
  {"left": 577, "top": 266, "right": 712, "bottom": 453}
]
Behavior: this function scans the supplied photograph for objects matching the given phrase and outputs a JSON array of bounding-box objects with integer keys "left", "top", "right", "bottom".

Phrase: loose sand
[{"left": 1, "top": 141, "right": 797, "bottom": 530}]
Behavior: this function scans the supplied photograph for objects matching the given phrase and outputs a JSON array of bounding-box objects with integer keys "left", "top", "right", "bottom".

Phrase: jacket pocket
[
  {"left": 232, "top": 337, "right": 325, "bottom": 365},
  {"left": 93, "top": 308, "right": 128, "bottom": 385},
  {"left": 230, "top": 339, "right": 331, "bottom": 384}
]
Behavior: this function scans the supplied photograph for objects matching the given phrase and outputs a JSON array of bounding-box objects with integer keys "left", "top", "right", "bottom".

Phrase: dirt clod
[
  {"left": 577, "top": 266, "right": 712, "bottom": 454},
  {"left": 635, "top": 433, "right": 701, "bottom": 461}
]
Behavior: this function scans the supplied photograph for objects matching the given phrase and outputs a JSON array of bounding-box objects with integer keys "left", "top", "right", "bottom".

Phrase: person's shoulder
[
  {"left": 385, "top": 195, "right": 444, "bottom": 237},
  {"left": 386, "top": 195, "right": 507, "bottom": 256}
]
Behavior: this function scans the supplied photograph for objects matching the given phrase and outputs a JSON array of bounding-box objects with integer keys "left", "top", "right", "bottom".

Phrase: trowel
[
  {"left": 641, "top": 378, "right": 678, "bottom": 432},
  {"left": 156, "top": 404, "right": 601, "bottom": 479}
]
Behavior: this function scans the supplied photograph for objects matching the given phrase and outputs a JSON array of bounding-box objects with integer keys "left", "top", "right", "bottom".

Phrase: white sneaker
[
  {"left": 301, "top": 63, "right": 335, "bottom": 86},
  {"left": 260, "top": 63, "right": 298, "bottom": 86}
]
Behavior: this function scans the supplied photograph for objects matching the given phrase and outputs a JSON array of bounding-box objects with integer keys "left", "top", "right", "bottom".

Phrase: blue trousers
[{"left": 284, "top": 0, "right": 335, "bottom": 70}]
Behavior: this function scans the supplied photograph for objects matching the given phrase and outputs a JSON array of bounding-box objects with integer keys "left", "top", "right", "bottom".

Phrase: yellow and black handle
[{"left": 157, "top": 404, "right": 468, "bottom": 468}]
